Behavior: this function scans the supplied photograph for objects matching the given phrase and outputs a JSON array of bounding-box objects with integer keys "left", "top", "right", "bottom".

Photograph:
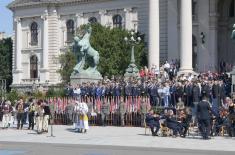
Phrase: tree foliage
[
  {"left": 58, "top": 23, "right": 147, "bottom": 83},
  {"left": 79, "top": 23, "right": 147, "bottom": 77},
  {"left": 0, "top": 38, "right": 13, "bottom": 91},
  {"left": 58, "top": 51, "right": 77, "bottom": 84}
]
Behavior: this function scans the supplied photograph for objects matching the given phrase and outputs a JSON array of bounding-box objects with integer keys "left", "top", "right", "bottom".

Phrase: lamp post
[
  {"left": 230, "top": 24, "right": 235, "bottom": 95},
  {"left": 124, "top": 31, "right": 141, "bottom": 78}
]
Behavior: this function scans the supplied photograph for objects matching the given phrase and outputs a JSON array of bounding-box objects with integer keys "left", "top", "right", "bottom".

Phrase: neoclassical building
[{"left": 8, "top": 0, "right": 235, "bottom": 88}]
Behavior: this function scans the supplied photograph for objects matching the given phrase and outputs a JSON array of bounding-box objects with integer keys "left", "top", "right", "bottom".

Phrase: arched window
[
  {"left": 30, "top": 22, "right": 38, "bottom": 46},
  {"left": 89, "top": 17, "right": 97, "bottom": 24},
  {"left": 229, "top": 0, "right": 235, "bottom": 17},
  {"left": 66, "top": 19, "right": 75, "bottom": 42},
  {"left": 113, "top": 14, "right": 122, "bottom": 28},
  {"left": 30, "top": 55, "right": 38, "bottom": 79}
]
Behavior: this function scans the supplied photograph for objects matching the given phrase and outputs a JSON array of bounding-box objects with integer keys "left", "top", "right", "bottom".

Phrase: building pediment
[{"left": 8, "top": 0, "right": 112, "bottom": 10}]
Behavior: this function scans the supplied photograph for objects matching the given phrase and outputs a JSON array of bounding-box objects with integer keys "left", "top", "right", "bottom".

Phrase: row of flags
[{"left": 47, "top": 96, "right": 151, "bottom": 113}]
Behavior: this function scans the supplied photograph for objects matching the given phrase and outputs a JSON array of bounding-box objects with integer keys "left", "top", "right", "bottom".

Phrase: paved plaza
[{"left": 0, "top": 125, "right": 235, "bottom": 153}]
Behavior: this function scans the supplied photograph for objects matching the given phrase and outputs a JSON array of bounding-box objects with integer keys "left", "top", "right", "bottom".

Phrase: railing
[{"left": 21, "top": 78, "right": 39, "bottom": 84}]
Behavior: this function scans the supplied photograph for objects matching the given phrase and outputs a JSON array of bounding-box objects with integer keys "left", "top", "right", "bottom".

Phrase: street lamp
[{"left": 124, "top": 31, "right": 141, "bottom": 78}]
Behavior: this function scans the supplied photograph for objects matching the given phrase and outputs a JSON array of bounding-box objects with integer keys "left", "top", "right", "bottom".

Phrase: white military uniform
[
  {"left": 78, "top": 102, "right": 89, "bottom": 131},
  {"left": 73, "top": 102, "right": 80, "bottom": 130}
]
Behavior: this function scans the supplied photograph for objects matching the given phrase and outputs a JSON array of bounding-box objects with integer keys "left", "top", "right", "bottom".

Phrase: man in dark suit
[
  {"left": 145, "top": 109, "right": 160, "bottom": 136},
  {"left": 197, "top": 97, "right": 211, "bottom": 139}
]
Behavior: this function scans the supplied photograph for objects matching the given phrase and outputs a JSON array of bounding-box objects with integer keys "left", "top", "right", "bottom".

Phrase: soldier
[
  {"left": 1, "top": 100, "right": 12, "bottom": 129},
  {"left": 73, "top": 101, "right": 80, "bottom": 131},
  {"left": 149, "top": 81, "right": 159, "bottom": 107},
  {"left": 140, "top": 99, "right": 148, "bottom": 127},
  {"left": 197, "top": 96, "right": 211, "bottom": 140},
  {"left": 35, "top": 100, "right": 44, "bottom": 134},
  {"left": 65, "top": 99, "right": 75, "bottom": 124},
  {"left": 101, "top": 101, "right": 110, "bottom": 126},
  {"left": 16, "top": 99, "right": 25, "bottom": 130},
  {"left": 78, "top": 102, "right": 89, "bottom": 133},
  {"left": 43, "top": 101, "right": 51, "bottom": 133},
  {"left": 28, "top": 100, "right": 36, "bottom": 130},
  {"left": 118, "top": 97, "right": 126, "bottom": 126}
]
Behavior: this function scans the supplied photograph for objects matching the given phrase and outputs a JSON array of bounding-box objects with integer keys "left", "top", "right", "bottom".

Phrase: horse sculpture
[{"left": 72, "top": 26, "right": 100, "bottom": 74}]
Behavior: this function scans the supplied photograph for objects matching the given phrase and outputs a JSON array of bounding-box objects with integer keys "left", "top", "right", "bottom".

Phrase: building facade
[{"left": 8, "top": 0, "right": 235, "bottom": 88}]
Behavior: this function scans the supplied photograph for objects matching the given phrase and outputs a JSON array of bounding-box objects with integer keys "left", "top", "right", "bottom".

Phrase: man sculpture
[{"left": 72, "top": 26, "right": 100, "bottom": 74}]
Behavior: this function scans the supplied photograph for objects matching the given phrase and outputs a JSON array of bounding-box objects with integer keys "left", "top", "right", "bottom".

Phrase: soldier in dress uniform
[
  {"left": 140, "top": 99, "right": 148, "bottom": 127},
  {"left": 28, "top": 100, "right": 36, "bottom": 130},
  {"left": 16, "top": 99, "right": 25, "bottom": 130},
  {"left": 197, "top": 96, "right": 211, "bottom": 139},
  {"left": 78, "top": 102, "right": 89, "bottom": 133},
  {"left": 101, "top": 101, "right": 110, "bottom": 126},
  {"left": 43, "top": 101, "right": 51, "bottom": 133},
  {"left": 35, "top": 100, "right": 44, "bottom": 134},
  {"left": 118, "top": 97, "right": 126, "bottom": 126},
  {"left": 1, "top": 100, "right": 12, "bottom": 129}
]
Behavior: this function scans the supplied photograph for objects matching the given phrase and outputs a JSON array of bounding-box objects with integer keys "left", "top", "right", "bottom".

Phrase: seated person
[
  {"left": 211, "top": 110, "right": 229, "bottom": 136},
  {"left": 145, "top": 109, "right": 160, "bottom": 136},
  {"left": 164, "top": 110, "right": 184, "bottom": 137},
  {"left": 180, "top": 108, "right": 192, "bottom": 137}
]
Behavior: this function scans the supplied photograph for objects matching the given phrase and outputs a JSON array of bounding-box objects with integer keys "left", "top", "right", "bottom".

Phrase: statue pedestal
[
  {"left": 70, "top": 71, "right": 103, "bottom": 85},
  {"left": 124, "top": 63, "right": 140, "bottom": 79}
]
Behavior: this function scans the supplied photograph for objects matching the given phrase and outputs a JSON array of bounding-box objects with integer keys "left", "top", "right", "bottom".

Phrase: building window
[
  {"left": 89, "top": 17, "right": 97, "bottom": 24},
  {"left": 192, "top": 0, "right": 197, "bottom": 21},
  {"left": 66, "top": 19, "right": 75, "bottom": 43},
  {"left": 113, "top": 14, "right": 123, "bottom": 28},
  {"left": 229, "top": 0, "right": 235, "bottom": 17},
  {"left": 30, "top": 22, "right": 38, "bottom": 46},
  {"left": 30, "top": 55, "right": 38, "bottom": 79}
]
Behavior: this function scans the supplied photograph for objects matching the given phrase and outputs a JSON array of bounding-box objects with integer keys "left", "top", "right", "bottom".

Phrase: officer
[
  {"left": 43, "top": 101, "right": 51, "bottom": 133},
  {"left": 140, "top": 99, "right": 148, "bottom": 127},
  {"left": 164, "top": 110, "right": 184, "bottom": 137},
  {"left": 16, "top": 99, "right": 25, "bottom": 130},
  {"left": 145, "top": 109, "right": 160, "bottom": 136},
  {"left": 197, "top": 96, "right": 211, "bottom": 139},
  {"left": 101, "top": 101, "right": 110, "bottom": 126},
  {"left": 35, "top": 100, "right": 44, "bottom": 134},
  {"left": 118, "top": 97, "right": 126, "bottom": 126},
  {"left": 28, "top": 99, "right": 36, "bottom": 130},
  {"left": 148, "top": 81, "right": 159, "bottom": 107},
  {"left": 2, "top": 100, "right": 12, "bottom": 129}
]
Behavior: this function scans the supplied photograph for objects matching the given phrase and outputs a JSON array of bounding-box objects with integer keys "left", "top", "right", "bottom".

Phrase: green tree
[
  {"left": 58, "top": 51, "right": 77, "bottom": 84},
  {"left": 79, "top": 23, "right": 147, "bottom": 77},
  {"left": 0, "top": 38, "right": 13, "bottom": 91}
]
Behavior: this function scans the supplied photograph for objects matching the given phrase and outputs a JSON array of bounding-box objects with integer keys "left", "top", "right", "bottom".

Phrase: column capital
[
  {"left": 14, "top": 17, "right": 21, "bottom": 23},
  {"left": 99, "top": 10, "right": 107, "bottom": 15},
  {"left": 41, "top": 14, "right": 48, "bottom": 20},
  {"left": 124, "top": 8, "right": 132, "bottom": 13},
  {"left": 76, "top": 13, "right": 84, "bottom": 18}
]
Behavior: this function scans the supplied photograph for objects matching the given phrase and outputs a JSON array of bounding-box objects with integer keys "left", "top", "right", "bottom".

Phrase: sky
[{"left": 0, "top": 0, "right": 13, "bottom": 36}]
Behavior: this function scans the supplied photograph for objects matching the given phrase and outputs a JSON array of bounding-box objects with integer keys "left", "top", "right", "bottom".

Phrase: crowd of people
[
  {"left": 1, "top": 61, "right": 235, "bottom": 139},
  {"left": 0, "top": 98, "right": 51, "bottom": 134}
]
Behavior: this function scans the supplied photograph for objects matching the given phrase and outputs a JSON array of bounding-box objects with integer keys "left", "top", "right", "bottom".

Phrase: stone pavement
[{"left": 0, "top": 125, "right": 235, "bottom": 152}]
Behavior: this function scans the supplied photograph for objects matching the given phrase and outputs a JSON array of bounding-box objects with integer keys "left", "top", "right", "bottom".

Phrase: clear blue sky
[{"left": 0, "top": 0, "right": 13, "bottom": 36}]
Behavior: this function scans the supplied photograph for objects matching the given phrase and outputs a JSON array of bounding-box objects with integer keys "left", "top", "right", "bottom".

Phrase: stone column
[
  {"left": 148, "top": 0, "right": 160, "bottom": 69},
  {"left": 124, "top": 8, "right": 133, "bottom": 31},
  {"left": 209, "top": 0, "right": 218, "bottom": 71},
  {"left": 40, "top": 10, "right": 49, "bottom": 83},
  {"left": 99, "top": 10, "right": 107, "bottom": 26},
  {"left": 76, "top": 13, "right": 84, "bottom": 28},
  {"left": 179, "top": 0, "right": 193, "bottom": 72},
  {"left": 13, "top": 17, "right": 23, "bottom": 84},
  {"left": 16, "top": 17, "right": 22, "bottom": 70}
]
